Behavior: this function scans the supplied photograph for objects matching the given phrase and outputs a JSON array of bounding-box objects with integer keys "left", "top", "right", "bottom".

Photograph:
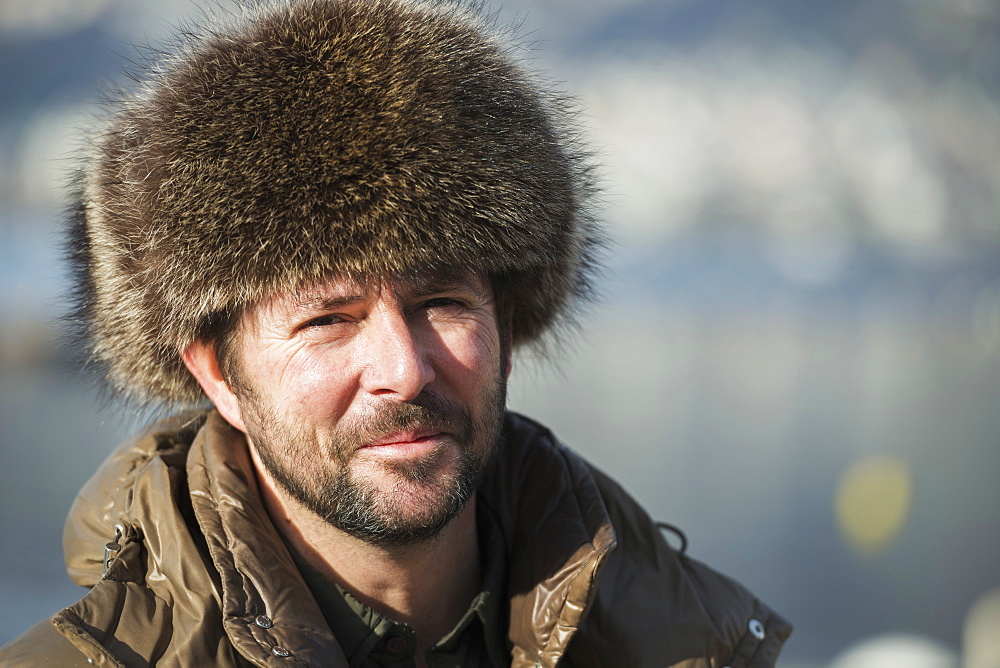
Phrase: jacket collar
[
  {"left": 482, "top": 413, "right": 618, "bottom": 665},
  {"left": 186, "top": 411, "right": 347, "bottom": 665}
]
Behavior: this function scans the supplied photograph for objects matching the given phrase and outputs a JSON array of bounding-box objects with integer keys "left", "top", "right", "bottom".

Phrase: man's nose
[{"left": 358, "top": 306, "right": 435, "bottom": 400}]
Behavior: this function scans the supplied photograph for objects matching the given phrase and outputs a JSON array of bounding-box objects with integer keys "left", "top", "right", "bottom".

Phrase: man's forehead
[{"left": 265, "top": 268, "right": 488, "bottom": 314}]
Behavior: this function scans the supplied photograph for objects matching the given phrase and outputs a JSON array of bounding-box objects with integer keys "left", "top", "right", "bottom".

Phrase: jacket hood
[{"left": 70, "top": 0, "right": 603, "bottom": 406}]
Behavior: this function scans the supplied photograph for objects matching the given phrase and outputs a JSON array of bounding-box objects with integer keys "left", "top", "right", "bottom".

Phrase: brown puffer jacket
[{"left": 0, "top": 411, "right": 791, "bottom": 667}]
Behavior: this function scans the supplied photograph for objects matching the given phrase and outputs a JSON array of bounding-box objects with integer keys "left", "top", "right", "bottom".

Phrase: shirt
[{"left": 287, "top": 500, "right": 509, "bottom": 667}]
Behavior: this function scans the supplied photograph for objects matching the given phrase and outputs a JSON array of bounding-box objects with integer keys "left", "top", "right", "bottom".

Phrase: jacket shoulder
[
  {"left": 63, "top": 411, "right": 208, "bottom": 586},
  {"left": 0, "top": 620, "right": 91, "bottom": 667},
  {"left": 573, "top": 462, "right": 792, "bottom": 667}
]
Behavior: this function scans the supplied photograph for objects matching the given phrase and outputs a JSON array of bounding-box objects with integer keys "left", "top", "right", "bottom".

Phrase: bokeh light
[
  {"left": 835, "top": 455, "right": 913, "bottom": 557},
  {"left": 963, "top": 588, "right": 1000, "bottom": 668},
  {"left": 830, "top": 633, "right": 959, "bottom": 668},
  {"left": 0, "top": 0, "right": 113, "bottom": 39}
]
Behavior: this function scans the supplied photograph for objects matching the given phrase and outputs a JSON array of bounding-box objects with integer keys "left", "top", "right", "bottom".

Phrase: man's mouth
[{"left": 358, "top": 429, "right": 447, "bottom": 457}]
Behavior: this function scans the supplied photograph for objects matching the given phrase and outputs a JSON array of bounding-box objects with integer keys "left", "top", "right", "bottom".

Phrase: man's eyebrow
[
  {"left": 407, "top": 277, "right": 486, "bottom": 299},
  {"left": 409, "top": 282, "right": 464, "bottom": 298},
  {"left": 280, "top": 272, "right": 485, "bottom": 313},
  {"left": 289, "top": 294, "right": 365, "bottom": 312}
]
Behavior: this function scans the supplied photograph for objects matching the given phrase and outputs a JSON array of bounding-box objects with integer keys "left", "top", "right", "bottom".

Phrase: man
[{"left": 0, "top": 0, "right": 790, "bottom": 665}]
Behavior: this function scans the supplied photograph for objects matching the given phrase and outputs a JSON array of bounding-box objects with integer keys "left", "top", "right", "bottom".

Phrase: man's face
[{"left": 225, "top": 270, "right": 509, "bottom": 547}]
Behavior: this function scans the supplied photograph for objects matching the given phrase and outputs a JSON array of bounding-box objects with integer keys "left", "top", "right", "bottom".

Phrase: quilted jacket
[{"left": 0, "top": 411, "right": 791, "bottom": 666}]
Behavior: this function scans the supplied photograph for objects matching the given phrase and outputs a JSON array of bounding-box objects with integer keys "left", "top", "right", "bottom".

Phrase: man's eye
[
  {"left": 423, "top": 298, "right": 463, "bottom": 309},
  {"left": 303, "top": 314, "right": 342, "bottom": 328}
]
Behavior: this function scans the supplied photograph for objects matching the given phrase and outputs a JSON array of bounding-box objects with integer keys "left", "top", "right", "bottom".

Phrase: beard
[{"left": 235, "top": 376, "right": 506, "bottom": 548}]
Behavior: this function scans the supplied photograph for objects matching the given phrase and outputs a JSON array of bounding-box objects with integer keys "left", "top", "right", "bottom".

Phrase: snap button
[
  {"left": 255, "top": 615, "right": 274, "bottom": 629},
  {"left": 272, "top": 646, "right": 291, "bottom": 657},
  {"left": 748, "top": 618, "right": 766, "bottom": 640},
  {"left": 386, "top": 635, "right": 408, "bottom": 653}
]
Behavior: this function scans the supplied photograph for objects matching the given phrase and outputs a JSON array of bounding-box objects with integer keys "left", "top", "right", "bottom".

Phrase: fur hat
[{"left": 69, "top": 0, "right": 602, "bottom": 406}]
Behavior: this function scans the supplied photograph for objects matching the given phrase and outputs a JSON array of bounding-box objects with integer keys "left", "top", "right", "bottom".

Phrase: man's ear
[{"left": 181, "top": 340, "right": 247, "bottom": 433}]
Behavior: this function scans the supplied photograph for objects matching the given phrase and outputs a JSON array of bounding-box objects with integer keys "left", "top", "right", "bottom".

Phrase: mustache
[{"left": 339, "top": 391, "right": 471, "bottom": 450}]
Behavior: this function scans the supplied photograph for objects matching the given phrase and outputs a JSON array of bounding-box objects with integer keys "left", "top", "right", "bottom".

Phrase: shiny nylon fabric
[
  {"left": 57, "top": 413, "right": 240, "bottom": 666},
  {"left": 482, "top": 417, "right": 618, "bottom": 665},
  {"left": 485, "top": 417, "right": 792, "bottom": 668},
  {"left": 5, "top": 410, "right": 790, "bottom": 666},
  {"left": 186, "top": 414, "right": 346, "bottom": 666},
  {"left": 558, "top": 462, "right": 793, "bottom": 667}
]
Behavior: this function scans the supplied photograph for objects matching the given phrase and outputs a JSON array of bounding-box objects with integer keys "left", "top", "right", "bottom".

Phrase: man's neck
[{"left": 249, "top": 450, "right": 482, "bottom": 655}]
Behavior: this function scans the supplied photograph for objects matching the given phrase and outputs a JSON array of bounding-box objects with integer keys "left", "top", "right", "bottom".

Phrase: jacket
[{"left": 0, "top": 411, "right": 791, "bottom": 667}]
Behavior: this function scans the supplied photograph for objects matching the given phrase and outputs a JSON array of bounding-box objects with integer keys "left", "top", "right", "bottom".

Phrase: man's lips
[
  {"left": 363, "top": 429, "right": 443, "bottom": 448},
  {"left": 355, "top": 429, "right": 450, "bottom": 459}
]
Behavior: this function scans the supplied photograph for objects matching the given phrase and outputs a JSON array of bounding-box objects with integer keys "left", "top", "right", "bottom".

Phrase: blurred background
[{"left": 1, "top": 0, "right": 998, "bottom": 665}]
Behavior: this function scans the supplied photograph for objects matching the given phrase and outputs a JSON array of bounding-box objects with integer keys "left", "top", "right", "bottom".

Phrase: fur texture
[{"left": 70, "top": 0, "right": 602, "bottom": 405}]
